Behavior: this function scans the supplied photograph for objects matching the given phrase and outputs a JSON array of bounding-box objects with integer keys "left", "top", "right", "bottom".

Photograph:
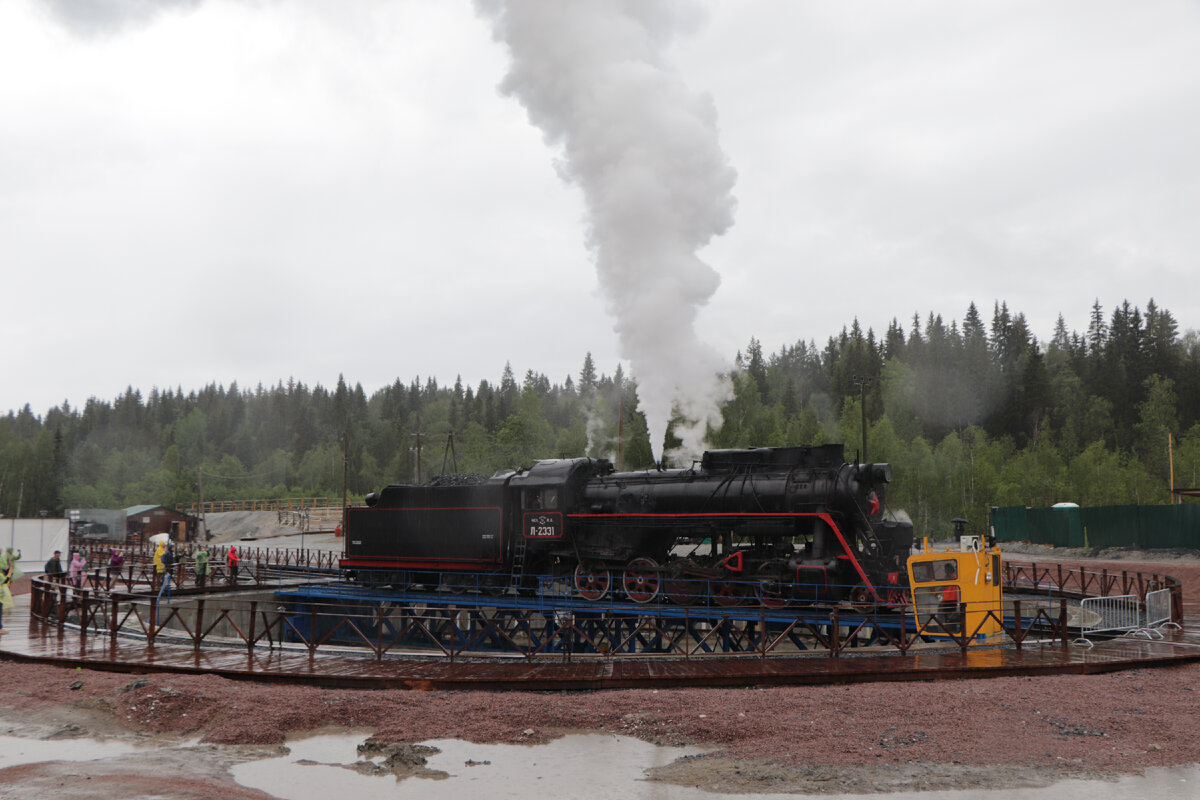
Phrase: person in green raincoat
[
  {"left": 4, "top": 547, "right": 23, "bottom": 582},
  {"left": 0, "top": 548, "right": 14, "bottom": 635},
  {"left": 194, "top": 547, "right": 210, "bottom": 588}
]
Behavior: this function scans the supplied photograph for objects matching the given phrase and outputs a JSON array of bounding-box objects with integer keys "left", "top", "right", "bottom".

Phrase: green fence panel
[
  {"left": 1184, "top": 505, "right": 1200, "bottom": 549},
  {"left": 993, "top": 504, "right": 1200, "bottom": 548},
  {"left": 1134, "top": 504, "right": 1200, "bottom": 549},
  {"left": 989, "top": 506, "right": 1029, "bottom": 542},
  {"left": 1026, "top": 507, "right": 1084, "bottom": 547},
  {"left": 1139, "top": 506, "right": 1175, "bottom": 549},
  {"left": 1080, "top": 505, "right": 1139, "bottom": 549}
]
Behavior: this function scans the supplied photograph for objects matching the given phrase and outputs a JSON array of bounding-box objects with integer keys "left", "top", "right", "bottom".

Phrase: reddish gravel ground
[{"left": 2, "top": 552, "right": 1200, "bottom": 797}]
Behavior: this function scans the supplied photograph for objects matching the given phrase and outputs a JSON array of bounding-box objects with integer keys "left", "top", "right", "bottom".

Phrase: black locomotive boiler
[{"left": 340, "top": 444, "right": 914, "bottom": 606}]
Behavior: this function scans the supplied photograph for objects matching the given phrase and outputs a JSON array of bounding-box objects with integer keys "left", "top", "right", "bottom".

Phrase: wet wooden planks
[{"left": 5, "top": 595, "right": 1200, "bottom": 690}]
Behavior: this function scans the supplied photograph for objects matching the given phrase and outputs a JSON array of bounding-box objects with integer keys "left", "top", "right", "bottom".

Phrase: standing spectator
[
  {"left": 5, "top": 547, "right": 21, "bottom": 578},
  {"left": 44, "top": 550, "right": 64, "bottom": 582},
  {"left": 107, "top": 548, "right": 125, "bottom": 586},
  {"left": 68, "top": 551, "right": 86, "bottom": 589},
  {"left": 152, "top": 541, "right": 166, "bottom": 591},
  {"left": 194, "top": 547, "right": 210, "bottom": 588},
  {"left": 158, "top": 545, "right": 177, "bottom": 600},
  {"left": 227, "top": 545, "right": 240, "bottom": 584}
]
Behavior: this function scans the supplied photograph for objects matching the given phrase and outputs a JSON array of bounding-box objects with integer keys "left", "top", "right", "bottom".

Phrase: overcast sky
[{"left": 3, "top": 0, "right": 1198, "bottom": 418}]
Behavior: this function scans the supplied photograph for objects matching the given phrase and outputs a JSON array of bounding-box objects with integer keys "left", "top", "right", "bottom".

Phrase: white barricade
[
  {"left": 1079, "top": 595, "right": 1141, "bottom": 635},
  {"left": 1143, "top": 588, "right": 1173, "bottom": 629}
]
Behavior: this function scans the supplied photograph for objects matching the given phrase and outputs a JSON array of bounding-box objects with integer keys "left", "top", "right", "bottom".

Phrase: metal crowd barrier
[{"left": 1074, "top": 587, "right": 1181, "bottom": 646}]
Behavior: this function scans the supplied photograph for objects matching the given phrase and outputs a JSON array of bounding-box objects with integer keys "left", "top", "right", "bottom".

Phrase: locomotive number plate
[{"left": 523, "top": 511, "right": 563, "bottom": 539}]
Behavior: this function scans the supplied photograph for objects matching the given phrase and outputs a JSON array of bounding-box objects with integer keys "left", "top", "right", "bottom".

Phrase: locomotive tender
[{"left": 341, "top": 444, "right": 915, "bottom": 606}]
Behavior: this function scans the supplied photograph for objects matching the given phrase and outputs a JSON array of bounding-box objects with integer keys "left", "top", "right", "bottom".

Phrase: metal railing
[
  {"left": 22, "top": 553, "right": 1184, "bottom": 663},
  {"left": 1003, "top": 561, "right": 1183, "bottom": 623},
  {"left": 177, "top": 497, "right": 344, "bottom": 514},
  {"left": 30, "top": 578, "right": 1069, "bottom": 661},
  {"left": 28, "top": 560, "right": 1077, "bottom": 663}
]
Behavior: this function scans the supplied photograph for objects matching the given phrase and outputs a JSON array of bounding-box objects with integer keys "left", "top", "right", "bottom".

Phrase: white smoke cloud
[{"left": 476, "top": 0, "right": 737, "bottom": 462}]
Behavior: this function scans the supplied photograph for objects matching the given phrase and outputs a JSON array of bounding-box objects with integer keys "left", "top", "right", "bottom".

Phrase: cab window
[
  {"left": 524, "top": 489, "right": 558, "bottom": 510},
  {"left": 913, "top": 558, "right": 958, "bottom": 583}
]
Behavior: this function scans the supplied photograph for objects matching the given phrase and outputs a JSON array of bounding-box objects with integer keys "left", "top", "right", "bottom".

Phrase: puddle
[
  {"left": 2, "top": 723, "right": 1195, "bottom": 800},
  {"left": 0, "top": 733, "right": 148, "bottom": 769},
  {"left": 229, "top": 732, "right": 1200, "bottom": 800},
  {"left": 231, "top": 733, "right": 714, "bottom": 800}
]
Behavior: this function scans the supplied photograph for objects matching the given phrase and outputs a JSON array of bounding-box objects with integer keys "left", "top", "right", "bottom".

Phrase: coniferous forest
[{"left": 3, "top": 299, "right": 1199, "bottom": 539}]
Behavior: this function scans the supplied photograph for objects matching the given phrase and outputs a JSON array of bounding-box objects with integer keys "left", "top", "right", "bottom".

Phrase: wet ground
[
  {"left": 2, "top": 723, "right": 1199, "bottom": 800},
  {"left": 3, "top": 545, "right": 1200, "bottom": 797}
]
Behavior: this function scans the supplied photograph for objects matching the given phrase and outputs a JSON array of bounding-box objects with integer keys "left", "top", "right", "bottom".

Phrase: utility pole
[
  {"left": 1169, "top": 432, "right": 1177, "bottom": 504},
  {"left": 441, "top": 432, "right": 458, "bottom": 475},
  {"left": 197, "top": 467, "right": 205, "bottom": 540},
  {"left": 411, "top": 432, "right": 424, "bottom": 484},
  {"left": 342, "top": 429, "right": 349, "bottom": 531},
  {"left": 852, "top": 376, "right": 873, "bottom": 463}
]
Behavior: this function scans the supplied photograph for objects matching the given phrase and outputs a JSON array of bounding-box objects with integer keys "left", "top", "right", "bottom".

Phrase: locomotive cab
[{"left": 907, "top": 534, "right": 1004, "bottom": 642}]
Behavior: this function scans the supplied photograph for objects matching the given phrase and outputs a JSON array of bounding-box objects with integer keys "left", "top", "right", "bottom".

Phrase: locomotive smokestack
[{"left": 475, "top": 0, "right": 737, "bottom": 463}]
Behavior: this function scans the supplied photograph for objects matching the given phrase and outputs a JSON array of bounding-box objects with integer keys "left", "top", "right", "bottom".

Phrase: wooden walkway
[{"left": 4, "top": 591, "right": 1200, "bottom": 689}]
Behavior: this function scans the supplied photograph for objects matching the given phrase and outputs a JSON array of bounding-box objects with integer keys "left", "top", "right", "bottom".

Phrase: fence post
[
  {"left": 194, "top": 599, "right": 205, "bottom": 649},
  {"left": 148, "top": 599, "right": 158, "bottom": 644},
  {"left": 1059, "top": 598, "right": 1068, "bottom": 650},
  {"left": 247, "top": 601, "right": 258, "bottom": 652},
  {"left": 78, "top": 589, "right": 90, "bottom": 640},
  {"left": 57, "top": 584, "right": 68, "bottom": 627},
  {"left": 1012, "top": 599, "right": 1022, "bottom": 651}
]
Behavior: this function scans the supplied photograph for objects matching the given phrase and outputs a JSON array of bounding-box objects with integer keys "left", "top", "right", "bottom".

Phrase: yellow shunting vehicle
[{"left": 906, "top": 531, "right": 1005, "bottom": 642}]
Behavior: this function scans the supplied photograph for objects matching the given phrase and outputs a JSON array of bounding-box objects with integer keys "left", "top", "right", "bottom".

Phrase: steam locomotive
[{"left": 340, "top": 444, "right": 915, "bottom": 606}]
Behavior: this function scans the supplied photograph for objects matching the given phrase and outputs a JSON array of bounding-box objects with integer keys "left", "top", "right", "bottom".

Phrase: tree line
[{"left": 2, "top": 298, "right": 1198, "bottom": 540}]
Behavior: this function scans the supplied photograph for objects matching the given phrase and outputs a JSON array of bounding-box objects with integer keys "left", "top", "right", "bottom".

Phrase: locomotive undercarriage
[{"left": 521, "top": 526, "right": 902, "bottom": 608}]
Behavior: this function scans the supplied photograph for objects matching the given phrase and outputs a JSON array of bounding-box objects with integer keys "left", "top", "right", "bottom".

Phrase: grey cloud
[{"left": 42, "top": 0, "right": 203, "bottom": 37}]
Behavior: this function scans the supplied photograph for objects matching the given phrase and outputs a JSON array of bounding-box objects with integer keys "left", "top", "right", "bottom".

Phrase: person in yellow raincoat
[
  {"left": 152, "top": 541, "right": 166, "bottom": 590},
  {"left": 0, "top": 548, "right": 14, "bottom": 635}
]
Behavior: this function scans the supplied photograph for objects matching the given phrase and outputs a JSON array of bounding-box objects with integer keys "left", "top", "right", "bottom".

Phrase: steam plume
[{"left": 476, "top": 0, "right": 737, "bottom": 462}]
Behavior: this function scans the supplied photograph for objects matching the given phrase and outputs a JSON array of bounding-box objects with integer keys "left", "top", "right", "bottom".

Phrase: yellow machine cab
[{"left": 906, "top": 519, "right": 1004, "bottom": 642}]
